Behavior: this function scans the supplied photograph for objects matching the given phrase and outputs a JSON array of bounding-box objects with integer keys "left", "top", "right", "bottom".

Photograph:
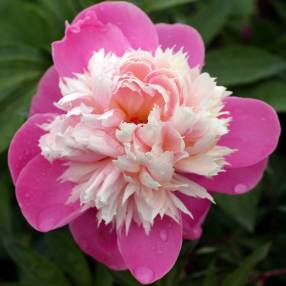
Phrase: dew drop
[
  {"left": 37, "top": 212, "right": 57, "bottom": 231},
  {"left": 188, "top": 227, "right": 202, "bottom": 240},
  {"left": 134, "top": 266, "right": 154, "bottom": 284},
  {"left": 36, "top": 204, "right": 64, "bottom": 231},
  {"left": 233, "top": 184, "right": 248, "bottom": 194},
  {"left": 159, "top": 230, "right": 168, "bottom": 242},
  {"left": 24, "top": 192, "right": 31, "bottom": 199}
]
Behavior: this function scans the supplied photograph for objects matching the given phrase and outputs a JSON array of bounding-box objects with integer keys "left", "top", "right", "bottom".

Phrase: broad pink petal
[
  {"left": 69, "top": 209, "right": 126, "bottom": 270},
  {"left": 52, "top": 21, "right": 130, "bottom": 77},
  {"left": 73, "top": 1, "right": 158, "bottom": 51},
  {"left": 177, "top": 194, "right": 211, "bottom": 240},
  {"left": 29, "top": 66, "right": 63, "bottom": 116},
  {"left": 156, "top": 23, "right": 205, "bottom": 68},
  {"left": 8, "top": 114, "right": 55, "bottom": 183},
  {"left": 191, "top": 159, "right": 268, "bottom": 195},
  {"left": 220, "top": 97, "right": 280, "bottom": 168},
  {"left": 16, "top": 154, "right": 81, "bottom": 232},
  {"left": 117, "top": 216, "right": 182, "bottom": 284}
]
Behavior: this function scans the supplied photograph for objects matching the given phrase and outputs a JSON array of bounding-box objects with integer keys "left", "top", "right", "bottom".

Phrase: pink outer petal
[
  {"left": 220, "top": 97, "right": 280, "bottom": 168},
  {"left": 117, "top": 216, "right": 182, "bottom": 285},
  {"left": 156, "top": 23, "right": 205, "bottom": 68},
  {"left": 69, "top": 209, "right": 126, "bottom": 271},
  {"left": 190, "top": 159, "right": 268, "bottom": 195},
  {"left": 73, "top": 1, "right": 158, "bottom": 51},
  {"left": 29, "top": 66, "right": 63, "bottom": 116},
  {"left": 16, "top": 154, "right": 81, "bottom": 232},
  {"left": 52, "top": 20, "right": 130, "bottom": 77},
  {"left": 8, "top": 113, "right": 55, "bottom": 183},
  {"left": 177, "top": 194, "right": 211, "bottom": 240}
]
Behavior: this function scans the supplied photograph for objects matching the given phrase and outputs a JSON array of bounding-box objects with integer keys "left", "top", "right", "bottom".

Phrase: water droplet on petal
[
  {"left": 37, "top": 212, "right": 57, "bottom": 231},
  {"left": 188, "top": 227, "right": 202, "bottom": 240},
  {"left": 159, "top": 230, "right": 168, "bottom": 242},
  {"left": 36, "top": 204, "right": 65, "bottom": 231},
  {"left": 24, "top": 192, "right": 31, "bottom": 199},
  {"left": 134, "top": 266, "right": 154, "bottom": 284},
  {"left": 234, "top": 184, "right": 248, "bottom": 194}
]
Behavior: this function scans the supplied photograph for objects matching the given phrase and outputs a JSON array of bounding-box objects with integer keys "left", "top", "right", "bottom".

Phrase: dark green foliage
[{"left": 0, "top": 0, "right": 285, "bottom": 285}]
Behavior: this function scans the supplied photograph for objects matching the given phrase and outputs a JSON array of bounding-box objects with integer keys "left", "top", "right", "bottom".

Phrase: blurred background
[{"left": 0, "top": 0, "right": 285, "bottom": 285}]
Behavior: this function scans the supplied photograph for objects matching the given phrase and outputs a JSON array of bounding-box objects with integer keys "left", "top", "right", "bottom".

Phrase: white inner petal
[{"left": 39, "top": 48, "right": 233, "bottom": 234}]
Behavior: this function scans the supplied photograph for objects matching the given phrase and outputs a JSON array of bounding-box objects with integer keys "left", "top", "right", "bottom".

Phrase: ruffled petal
[
  {"left": 8, "top": 113, "right": 55, "bottom": 183},
  {"left": 69, "top": 209, "right": 126, "bottom": 270},
  {"left": 220, "top": 97, "right": 280, "bottom": 168},
  {"left": 73, "top": 1, "right": 158, "bottom": 51},
  {"left": 16, "top": 154, "right": 81, "bottom": 232},
  {"left": 52, "top": 20, "right": 130, "bottom": 77},
  {"left": 191, "top": 159, "right": 268, "bottom": 195},
  {"left": 156, "top": 23, "right": 205, "bottom": 68},
  {"left": 176, "top": 194, "right": 211, "bottom": 240},
  {"left": 117, "top": 216, "right": 182, "bottom": 285},
  {"left": 29, "top": 66, "right": 63, "bottom": 116}
]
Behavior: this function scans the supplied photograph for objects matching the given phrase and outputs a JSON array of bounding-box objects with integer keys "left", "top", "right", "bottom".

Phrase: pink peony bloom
[{"left": 8, "top": 1, "right": 280, "bottom": 284}]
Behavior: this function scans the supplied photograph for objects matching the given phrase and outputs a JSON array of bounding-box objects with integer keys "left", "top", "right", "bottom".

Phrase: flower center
[{"left": 39, "top": 48, "right": 233, "bottom": 233}]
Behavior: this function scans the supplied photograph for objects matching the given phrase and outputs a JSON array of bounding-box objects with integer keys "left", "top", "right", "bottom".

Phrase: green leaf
[
  {"left": 222, "top": 244, "right": 271, "bottom": 286},
  {"left": 0, "top": 45, "right": 49, "bottom": 103},
  {"left": 42, "top": 229, "right": 93, "bottom": 286},
  {"left": 38, "top": 0, "right": 79, "bottom": 25},
  {"left": 144, "top": 0, "right": 196, "bottom": 12},
  {"left": 0, "top": 176, "right": 12, "bottom": 233},
  {"left": 237, "top": 79, "right": 286, "bottom": 112},
  {"left": 110, "top": 271, "right": 141, "bottom": 286},
  {"left": 157, "top": 241, "right": 196, "bottom": 286},
  {"left": 0, "top": 71, "right": 41, "bottom": 93},
  {"left": 0, "top": 45, "right": 48, "bottom": 65},
  {"left": 215, "top": 187, "right": 261, "bottom": 232},
  {"left": 273, "top": 0, "right": 286, "bottom": 23},
  {"left": 188, "top": 0, "right": 236, "bottom": 44},
  {"left": 0, "top": 284, "right": 29, "bottom": 286},
  {"left": 202, "top": 261, "right": 218, "bottom": 286},
  {"left": 94, "top": 264, "right": 114, "bottom": 286},
  {"left": 4, "top": 238, "right": 69, "bottom": 286},
  {"left": 227, "top": 0, "right": 255, "bottom": 31},
  {"left": 0, "top": 83, "right": 35, "bottom": 153},
  {"left": 76, "top": 0, "right": 103, "bottom": 9},
  {"left": 205, "top": 46, "right": 286, "bottom": 86},
  {"left": 232, "top": 0, "right": 255, "bottom": 17}
]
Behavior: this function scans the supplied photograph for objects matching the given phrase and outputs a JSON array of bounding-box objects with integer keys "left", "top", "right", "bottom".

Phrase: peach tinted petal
[
  {"left": 8, "top": 113, "right": 55, "bottom": 183},
  {"left": 52, "top": 23, "right": 130, "bottom": 77},
  {"left": 16, "top": 154, "right": 81, "bottom": 232},
  {"left": 191, "top": 159, "right": 268, "bottom": 195},
  {"left": 117, "top": 216, "right": 182, "bottom": 284},
  {"left": 29, "top": 66, "right": 63, "bottom": 116},
  {"left": 177, "top": 194, "right": 211, "bottom": 240},
  {"left": 69, "top": 209, "right": 126, "bottom": 270},
  {"left": 220, "top": 97, "right": 281, "bottom": 168},
  {"left": 73, "top": 1, "right": 158, "bottom": 51},
  {"left": 156, "top": 23, "right": 205, "bottom": 68}
]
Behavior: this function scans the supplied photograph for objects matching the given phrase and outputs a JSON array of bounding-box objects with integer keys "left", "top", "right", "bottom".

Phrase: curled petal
[
  {"left": 73, "top": 1, "right": 158, "bottom": 51},
  {"left": 16, "top": 155, "right": 81, "bottom": 232},
  {"left": 220, "top": 97, "right": 280, "bottom": 168},
  {"left": 52, "top": 22, "right": 130, "bottom": 77},
  {"left": 117, "top": 216, "right": 182, "bottom": 284},
  {"left": 8, "top": 113, "right": 55, "bottom": 183},
  {"left": 69, "top": 209, "right": 126, "bottom": 270},
  {"left": 156, "top": 23, "right": 205, "bottom": 68},
  {"left": 29, "top": 66, "right": 63, "bottom": 116}
]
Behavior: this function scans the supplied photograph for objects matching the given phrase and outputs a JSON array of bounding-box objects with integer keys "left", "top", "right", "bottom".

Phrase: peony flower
[{"left": 8, "top": 1, "right": 280, "bottom": 284}]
